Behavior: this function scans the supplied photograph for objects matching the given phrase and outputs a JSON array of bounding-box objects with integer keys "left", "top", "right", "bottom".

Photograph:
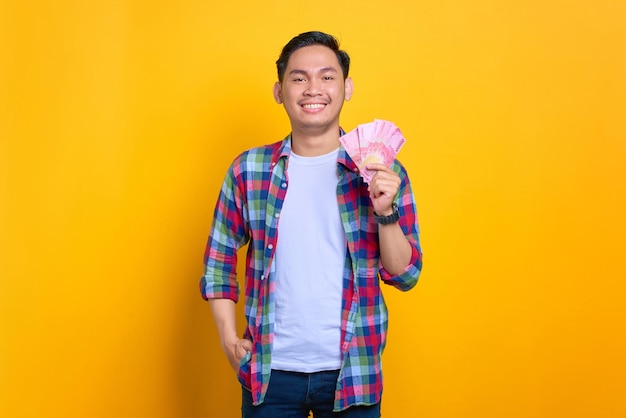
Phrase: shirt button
[
  {"left": 281, "top": 183, "right": 287, "bottom": 188},
  {"left": 268, "top": 244, "right": 274, "bottom": 250},
  {"left": 271, "top": 162, "right": 276, "bottom": 167},
  {"left": 274, "top": 212, "right": 280, "bottom": 218}
]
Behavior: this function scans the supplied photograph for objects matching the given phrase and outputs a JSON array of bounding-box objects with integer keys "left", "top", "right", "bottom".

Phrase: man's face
[{"left": 273, "top": 45, "right": 353, "bottom": 136}]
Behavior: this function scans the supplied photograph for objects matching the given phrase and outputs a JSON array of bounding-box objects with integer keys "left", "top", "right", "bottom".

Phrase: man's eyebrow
[{"left": 288, "top": 67, "right": 339, "bottom": 76}]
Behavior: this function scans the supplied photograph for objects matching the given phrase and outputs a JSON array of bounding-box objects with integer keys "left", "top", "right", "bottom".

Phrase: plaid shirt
[{"left": 200, "top": 135, "right": 422, "bottom": 411}]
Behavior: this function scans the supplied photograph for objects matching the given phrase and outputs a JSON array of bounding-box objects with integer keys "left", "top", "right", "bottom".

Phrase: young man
[{"left": 200, "top": 31, "right": 422, "bottom": 417}]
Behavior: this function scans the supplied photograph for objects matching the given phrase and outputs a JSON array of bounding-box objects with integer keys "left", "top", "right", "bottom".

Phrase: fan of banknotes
[{"left": 340, "top": 119, "right": 406, "bottom": 183}]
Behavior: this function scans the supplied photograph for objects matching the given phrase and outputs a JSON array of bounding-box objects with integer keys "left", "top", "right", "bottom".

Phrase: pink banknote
[{"left": 341, "top": 119, "right": 406, "bottom": 183}]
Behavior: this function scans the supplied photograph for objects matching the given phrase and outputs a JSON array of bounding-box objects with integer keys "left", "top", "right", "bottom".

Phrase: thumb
[{"left": 241, "top": 338, "right": 253, "bottom": 352}]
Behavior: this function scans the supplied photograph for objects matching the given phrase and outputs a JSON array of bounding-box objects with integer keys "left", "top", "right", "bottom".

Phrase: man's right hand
[
  {"left": 222, "top": 335, "right": 253, "bottom": 371},
  {"left": 208, "top": 298, "right": 253, "bottom": 372}
]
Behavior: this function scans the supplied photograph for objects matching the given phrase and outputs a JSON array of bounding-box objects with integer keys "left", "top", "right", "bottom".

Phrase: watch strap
[{"left": 373, "top": 203, "right": 399, "bottom": 225}]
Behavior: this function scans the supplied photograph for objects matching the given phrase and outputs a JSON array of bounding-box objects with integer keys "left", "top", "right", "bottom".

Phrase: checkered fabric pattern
[{"left": 200, "top": 135, "right": 422, "bottom": 411}]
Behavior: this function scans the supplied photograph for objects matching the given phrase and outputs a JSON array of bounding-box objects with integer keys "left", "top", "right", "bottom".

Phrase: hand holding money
[{"left": 366, "top": 163, "right": 402, "bottom": 216}]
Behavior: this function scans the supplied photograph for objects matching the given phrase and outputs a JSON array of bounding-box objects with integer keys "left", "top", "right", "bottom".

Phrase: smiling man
[
  {"left": 273, "top": 43, "right": 353, "bottom": 156},
  {"left": 200, "top": 31, "right": 423, "bottom": 417}
]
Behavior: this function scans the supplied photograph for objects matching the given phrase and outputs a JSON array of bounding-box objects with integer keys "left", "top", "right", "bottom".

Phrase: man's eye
[
  {"left": 293, "top": 77, "right": 306, "bottom": 82},
  {"left": 323, "top": 76, "right": 334, "bottom": 81}
]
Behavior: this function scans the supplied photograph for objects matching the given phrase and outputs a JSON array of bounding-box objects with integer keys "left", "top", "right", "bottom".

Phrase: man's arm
[
  {"left": 377, "top": 220, "right": 412, "bottom": 276},
  {"left": 202, "top": 160, "right": 253, "bottom": 371},
  {"left": 366, "top": 163, "right": 414, "bottom": 275},
  {"left": 209, "top": 298, "right": 253, "bottom": 372}
]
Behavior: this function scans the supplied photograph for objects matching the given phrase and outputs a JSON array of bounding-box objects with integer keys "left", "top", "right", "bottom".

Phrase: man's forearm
[
  {"left": 378, "top": 222, "right": 412, "bottom": 276},
  {"left": 209, "top": 298, "right": 239, "bottom": 350},
  {"left": 209, "top": 298, "right": 252, "bottom": 371}
]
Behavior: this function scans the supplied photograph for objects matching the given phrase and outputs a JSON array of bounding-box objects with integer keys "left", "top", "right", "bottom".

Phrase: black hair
[{"left": 276, "top": 31, "right": 350, "bottom": 82}]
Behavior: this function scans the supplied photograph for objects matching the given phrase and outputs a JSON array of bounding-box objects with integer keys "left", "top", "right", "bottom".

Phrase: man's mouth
[{"left": 302, "top": 103, "right": 326, "bottom": 109}]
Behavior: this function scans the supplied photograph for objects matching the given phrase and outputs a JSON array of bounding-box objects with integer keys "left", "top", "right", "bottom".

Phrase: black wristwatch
[{"left": 373, "top": 203, "right": 400, "bottom": 225}]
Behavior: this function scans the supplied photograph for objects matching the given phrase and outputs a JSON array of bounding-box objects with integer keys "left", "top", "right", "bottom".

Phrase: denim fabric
[{"left": 241, "top": 369, "right": 381, "bottom": 418}]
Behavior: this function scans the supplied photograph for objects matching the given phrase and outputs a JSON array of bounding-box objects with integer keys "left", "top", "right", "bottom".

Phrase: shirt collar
[
  {"left": 272, "top": 130, "right": 359, "bottom": 174},
  {"left": 269, "top": 135, "right": 292, "bottom": 168}
]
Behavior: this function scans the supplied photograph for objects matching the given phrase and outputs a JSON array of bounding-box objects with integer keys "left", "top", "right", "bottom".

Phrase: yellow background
[{"left": 1, "top": 1, "right": 625, "bottom": 417}]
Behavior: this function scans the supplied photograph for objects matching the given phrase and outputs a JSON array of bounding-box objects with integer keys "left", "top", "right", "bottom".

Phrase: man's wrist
[
  {"left": 376, "top": 208, "right": 394, "bottom": 216},
  {"left": 373, "top": 203, "right": 399, "bottom": 224}
]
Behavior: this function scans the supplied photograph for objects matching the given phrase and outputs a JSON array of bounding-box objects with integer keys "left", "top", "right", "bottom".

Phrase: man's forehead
[{"left": 285, "top": 45, "right": 341, "bottom": 72}]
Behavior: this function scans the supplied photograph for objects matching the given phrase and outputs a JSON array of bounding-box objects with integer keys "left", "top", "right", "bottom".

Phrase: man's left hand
[{"left": 366, "top": 163, "right": 401, "bottom": 215}]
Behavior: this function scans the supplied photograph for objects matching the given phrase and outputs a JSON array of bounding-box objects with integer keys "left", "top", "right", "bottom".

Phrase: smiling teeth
[{"left": 303, "top": 104, "right": 325, "bottom": 109}]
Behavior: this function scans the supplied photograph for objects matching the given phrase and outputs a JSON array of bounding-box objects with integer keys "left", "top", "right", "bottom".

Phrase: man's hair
[{"left": 276, "top": 31, "right": 350, "bottom": 83}]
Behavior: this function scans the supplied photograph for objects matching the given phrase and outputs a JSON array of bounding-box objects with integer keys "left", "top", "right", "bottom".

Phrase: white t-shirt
[{"left": 271, "top": 148, "right": 346, "bottom": 372}]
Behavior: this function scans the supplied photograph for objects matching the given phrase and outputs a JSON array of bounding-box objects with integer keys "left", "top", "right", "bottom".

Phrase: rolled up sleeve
[
  {"left": 378, "top": 163, "right": 422, "bottom": 291},
  {"left": 200, "top": 164, "right": 249, "bottom": 302}
]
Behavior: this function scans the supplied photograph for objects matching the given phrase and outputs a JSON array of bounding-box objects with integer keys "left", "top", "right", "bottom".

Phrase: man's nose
[{"left": 304, "top": 80, "right": 322, "bottom": 95}]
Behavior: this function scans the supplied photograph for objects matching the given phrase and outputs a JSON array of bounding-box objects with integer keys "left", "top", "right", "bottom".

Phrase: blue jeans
[{"left": 241, "top": 369, "right": 381, "bottom": 418}]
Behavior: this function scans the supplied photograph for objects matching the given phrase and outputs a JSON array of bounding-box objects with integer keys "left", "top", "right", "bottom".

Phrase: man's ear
[
  {"left": 344, "top": 77, "right": 354, "bottom": 101},
  {"left": 273, "top": 82, "right": 283, "bottom": 104}
]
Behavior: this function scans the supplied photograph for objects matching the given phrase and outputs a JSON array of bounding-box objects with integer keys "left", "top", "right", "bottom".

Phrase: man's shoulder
[
  {"left": 226, "top": 137, "right": 289, "bottom": 181},
  {"left": 233, "top": 138, "right": 287, "bottom": 165}
]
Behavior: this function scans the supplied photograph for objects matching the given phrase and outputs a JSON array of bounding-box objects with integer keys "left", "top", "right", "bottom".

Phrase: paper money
[{"left": 340, "top": 119, "right": 406, "bottom": 183}]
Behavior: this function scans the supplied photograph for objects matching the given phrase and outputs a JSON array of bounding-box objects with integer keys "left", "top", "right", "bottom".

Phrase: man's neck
[{"left": 290, "top": 127, "right": 341, "bottom": 157}]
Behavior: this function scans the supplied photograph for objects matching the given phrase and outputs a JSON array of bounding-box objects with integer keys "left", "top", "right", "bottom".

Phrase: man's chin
[{"left": 292, "top": 117, "right": 340, "bottom": 132}]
